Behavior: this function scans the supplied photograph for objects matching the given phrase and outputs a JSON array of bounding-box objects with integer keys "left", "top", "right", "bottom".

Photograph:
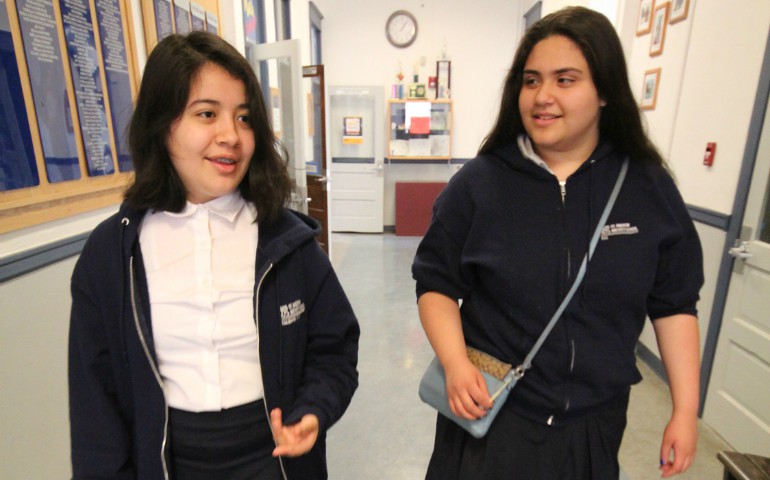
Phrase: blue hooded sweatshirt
[{"left": 413, "top": 141, "right": 703, "bottom": 426}]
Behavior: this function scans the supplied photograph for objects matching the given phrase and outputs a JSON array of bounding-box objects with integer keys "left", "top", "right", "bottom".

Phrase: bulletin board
[
  {"left": 140, "top": 0, "right": 219, "bottom": 51},
  {"left": 0, "top": 0, "right": 141, "bottom": 234},
  {"left": 0, "top": 0, "right": 221, "bottom": 234}
]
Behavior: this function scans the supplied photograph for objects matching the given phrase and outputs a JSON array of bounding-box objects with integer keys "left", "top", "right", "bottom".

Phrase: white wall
[
  {"left": 666, "top": 0, "right": 770, "bottom": 215},
  {"left": 217, "top": 0, "right": 243, "bottom": 49},
  {"left": 0, "top": 206, "right": 116, "bottom": 478},
  {"left": 542, "top": 0, "right": 618, "bottom": 23},
  {"left": 316, "top": 0, "right": 520, "bottom": 158},
  {"left": 622, "top": 0, "right": 770, "bottom": 356},
  {"left": 1, "top": 206, "right": 116, "bottom": 257},
  {"left": 292, "top": 0, "right": 313, "bottom": 65},
  {"left": 311, "top": 0, "right": 770, "bottom": 226},
  {"left": 314, "top": 0, "right": 521, "bottom": 225},
  {"left": 623, "top": 0, "right": 770, "bottom": 216},
  {"left": 0, "top": 258, "right": 76, "bottom": 479}
]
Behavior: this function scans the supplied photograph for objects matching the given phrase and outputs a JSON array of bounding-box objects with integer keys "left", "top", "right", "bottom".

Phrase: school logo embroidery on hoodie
[
  {"left": 601, "top": 223, "right": 639, "bottom": 241},
  {"left": 280, "top": 299, "right": 305, "bottom": 326}
]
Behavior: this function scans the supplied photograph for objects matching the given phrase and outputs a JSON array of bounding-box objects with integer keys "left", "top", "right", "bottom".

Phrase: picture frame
[
  {"left": 641, "top": 68, "right": 661, "bottom": 111},
  {"left": 342, "top": 116, "right": 363, "bottom": 144},
  {"left": 436, "top": 60, "right": 451, "bottom": 99},
  {"left": 636, "top": 0, "right": 653, "bottom": 36},
  {"left": 649, "top": 2, "right": 670, "bottom": 57},
  {"left": 343, "top": 116, "right": 362, "bottom": 136},
  {"left": 669, "top": 0, "right": 690, "bottom": 24},
  {"left": 408, "top": 83, "right": 427, "bottom": 98}
]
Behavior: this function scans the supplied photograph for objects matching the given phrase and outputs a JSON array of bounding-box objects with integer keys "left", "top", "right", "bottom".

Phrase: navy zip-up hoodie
[
  {"left": 69, "top": 204, "right": 359, "bottom": 479},
  {"left": 413, "top": 141, "right": 703, "bottom": 426}
]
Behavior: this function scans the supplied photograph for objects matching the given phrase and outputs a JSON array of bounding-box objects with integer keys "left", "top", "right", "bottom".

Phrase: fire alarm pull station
[{"left": 703, "top": 142, "right": 716, "bottom": 166}]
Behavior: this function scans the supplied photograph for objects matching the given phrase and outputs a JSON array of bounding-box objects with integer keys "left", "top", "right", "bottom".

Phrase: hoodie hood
[
  {"left": 488, "top": 136, "right": 620, "bottom": 180},
  {"left": 257, "top": 209, "right": 322, "bottom": 269}
]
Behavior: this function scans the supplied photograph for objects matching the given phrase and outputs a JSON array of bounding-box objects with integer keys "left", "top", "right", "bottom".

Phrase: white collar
[{"left": 162, "top": 192, "right": 249, "bottom": 223}]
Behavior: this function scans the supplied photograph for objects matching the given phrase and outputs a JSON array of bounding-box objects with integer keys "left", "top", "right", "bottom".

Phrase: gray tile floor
[{"left": 325, "top": 233, "right": 731, "bottom": 479}]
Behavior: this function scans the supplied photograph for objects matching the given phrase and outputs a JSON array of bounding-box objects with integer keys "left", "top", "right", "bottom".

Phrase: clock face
[{"left": 386, "top": 10, "right": 417, "bottom": 48}]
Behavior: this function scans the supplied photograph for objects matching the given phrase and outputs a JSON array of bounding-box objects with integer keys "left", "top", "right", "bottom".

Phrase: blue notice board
[
  {"left": 242, "top": 0, "right": 256, "bottom": 44},
  {"left": 190, "top": 2, "right": 205, "bottom": 31},
  {"left": 205, "top": 11, "right": 218, "bottom": 34},
  {"left": 60, "top": 0, "right": 114, "bottom": 177},
  {"left": 154, "top": 0, "right": 173, "bottom": 41},
  {"left": 0, "top": 0, "right": 39, "bottom": 191},
  {"left": 94, "top": 0, "right": 133, "bottom": 171},
  {"left": 15, "top": 0, "right": 80, "bottom": 183},
  {"left": 173, "top": 0, "right": 191, "bottom": 34}
]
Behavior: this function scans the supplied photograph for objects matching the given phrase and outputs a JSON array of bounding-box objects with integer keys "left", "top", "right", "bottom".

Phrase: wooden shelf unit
[{"left": 387, "top": 99, "right": 452, "bottom": 161}]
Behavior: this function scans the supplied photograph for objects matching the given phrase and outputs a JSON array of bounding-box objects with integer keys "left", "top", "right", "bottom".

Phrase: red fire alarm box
[{"left": 704, "top": 142, "right": 716, "bottom": 166}]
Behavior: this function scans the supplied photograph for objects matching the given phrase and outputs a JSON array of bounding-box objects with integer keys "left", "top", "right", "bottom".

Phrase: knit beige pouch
[{"left": 466, "top": 346, "right": 512, "bottom": 381}]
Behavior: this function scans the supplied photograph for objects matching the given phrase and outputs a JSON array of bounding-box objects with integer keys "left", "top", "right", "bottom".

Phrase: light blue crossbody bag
[{"left": 418, "top": 158, "right": 629, "bottom": 439}]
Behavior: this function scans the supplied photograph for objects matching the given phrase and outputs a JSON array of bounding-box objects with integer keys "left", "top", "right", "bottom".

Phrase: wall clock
[{"left": 386, "top": 10, "right": 418, "bottom": 48}]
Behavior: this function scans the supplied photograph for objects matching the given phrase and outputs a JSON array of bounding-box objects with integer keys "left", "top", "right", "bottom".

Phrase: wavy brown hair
[{"left": 124, "top": 31, "right": 292, "bottom": 224}]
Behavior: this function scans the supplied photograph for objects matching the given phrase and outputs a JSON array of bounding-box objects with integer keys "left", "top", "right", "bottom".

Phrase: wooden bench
[{"left": 718, "top": 451, "right": 770, "bottom": 480}]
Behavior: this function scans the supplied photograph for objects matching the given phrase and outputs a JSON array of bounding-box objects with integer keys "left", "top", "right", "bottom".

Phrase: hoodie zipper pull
[{"left": 559, "top": 181, "right": 567, "bottom": 205}]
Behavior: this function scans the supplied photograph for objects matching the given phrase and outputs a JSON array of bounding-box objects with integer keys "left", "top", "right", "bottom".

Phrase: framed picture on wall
[
  {"left": 636, "top": 0, "right": 653, "bottom": 36},
  {"left": 670, "top": 0, "right": 690, "bottom": 24},
  {"left": 649, "top": 3, "right": 670, "bottom": 57},
  {"left": 641, "top": 68, "right": 661, "bottom": 111},
  {"left": 436, "top": 60, "right": 451, "bottom": 99}
]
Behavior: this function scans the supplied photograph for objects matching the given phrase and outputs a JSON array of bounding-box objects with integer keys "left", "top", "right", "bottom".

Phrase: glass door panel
[{"left": 245, "top": 39, "right": 307, "bottom": 213}]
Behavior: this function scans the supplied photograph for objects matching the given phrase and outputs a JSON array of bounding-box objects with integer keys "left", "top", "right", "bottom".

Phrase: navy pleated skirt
[
  {"left": 425, "top": 389, "right": 630, "bottom": 480},
  {"left": 168, "top": 400, "right": 283, "bottom": 480}
]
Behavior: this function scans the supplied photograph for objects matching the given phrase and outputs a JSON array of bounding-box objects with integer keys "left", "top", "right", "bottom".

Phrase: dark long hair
[
  {"left": 124, "top": 31, "right": 292, "bottom": 224},
  {"left": 479, "top": 6, "right": 665, "bottom": 167}
]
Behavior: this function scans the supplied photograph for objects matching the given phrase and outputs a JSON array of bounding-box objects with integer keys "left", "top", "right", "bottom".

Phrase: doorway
[
  {"left": 303, "top": 65, "right": 329, "bottom": 253},
  {"left": 246, "top": 39, "right": 308, "bottom": 214},
  {"left": 328, "top": 86, "right": 385, "bottom": 233},
  {"left": 702, "top": 36, "right": 770, "bottom": 455}
]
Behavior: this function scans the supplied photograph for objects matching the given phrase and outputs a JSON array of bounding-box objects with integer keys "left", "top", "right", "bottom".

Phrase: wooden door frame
[{"left": 303, "top": 65, "right": 329, "bottom": 253}]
